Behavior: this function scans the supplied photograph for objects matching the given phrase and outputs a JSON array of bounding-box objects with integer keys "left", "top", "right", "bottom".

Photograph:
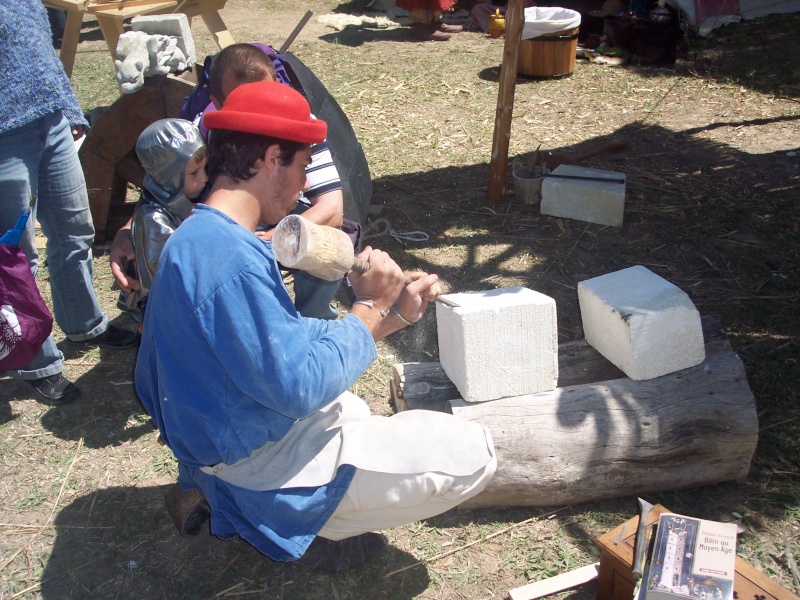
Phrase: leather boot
[
  {"left": 436, "top": 20, "right": 463, "bottom": 33},
  {"left": 164, "top": 483, "right": 210, "bottom": 536},
  {"left": 411, "top": 22, "right": 452, "bottom": 41}
]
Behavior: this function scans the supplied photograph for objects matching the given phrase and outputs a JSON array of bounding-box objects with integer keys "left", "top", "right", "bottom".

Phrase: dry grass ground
[{"left": 1, "top": 1, "right": 798, "bottom": 598}]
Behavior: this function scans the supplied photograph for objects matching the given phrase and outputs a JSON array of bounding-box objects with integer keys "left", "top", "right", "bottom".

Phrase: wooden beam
[
  {"left": 59, "top": 9, "right": 83, "bottom": 77},
  {"left": 200, "top": 9, "right": 234, "bottom": 49},
  {"left": 488, "top": 0, "right": 524, "bottom": 204},
  {"left": 508, "top": 563, "right": 599, "bottom": 600}
]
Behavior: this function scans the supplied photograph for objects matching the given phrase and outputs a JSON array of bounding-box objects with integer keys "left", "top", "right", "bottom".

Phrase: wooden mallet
[{"left": 271, "top": 215, "right": 368, "bottom": 281}]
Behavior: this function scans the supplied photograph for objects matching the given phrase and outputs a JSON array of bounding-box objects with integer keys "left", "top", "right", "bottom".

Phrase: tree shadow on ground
[
  {"left": 373, "top": 120, "right": 798, "bottom": 505},
  {"left": 40, "top": 485, "right": 429, "bottom": 600}
]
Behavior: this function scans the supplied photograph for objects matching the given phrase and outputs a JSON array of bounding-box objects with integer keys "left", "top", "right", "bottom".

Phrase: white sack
[{"left": 521, "top": 7, "right": 581, "bottom": 39}]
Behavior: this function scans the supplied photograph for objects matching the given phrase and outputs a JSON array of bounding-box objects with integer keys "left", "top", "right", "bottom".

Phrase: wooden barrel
[{"left": 517, "top": 27, "right": 579, "bottom": 78}]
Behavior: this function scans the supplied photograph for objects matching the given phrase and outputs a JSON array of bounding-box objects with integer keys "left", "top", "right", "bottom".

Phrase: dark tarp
[{"left": 283, "top": 52, "right": 373, "bottom": 226}]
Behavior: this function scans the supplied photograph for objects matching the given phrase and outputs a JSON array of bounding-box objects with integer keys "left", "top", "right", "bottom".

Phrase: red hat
[{"left": 203, "top": 81, "right": 327, "bottom": 144}]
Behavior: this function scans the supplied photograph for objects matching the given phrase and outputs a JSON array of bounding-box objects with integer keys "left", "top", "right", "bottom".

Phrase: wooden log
[{"left": 391, "top": 318, "right": 758, "bottom": 509}]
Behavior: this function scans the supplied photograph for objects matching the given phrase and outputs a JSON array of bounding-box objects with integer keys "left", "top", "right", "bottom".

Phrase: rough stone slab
[
  {"left": 132, "top": 14, "right": 196, "bottom": 67},
  {"left": 436, "top": 286, "right": 558, "bottom": 402},
  {"left": 540, "top": 164, "right": 626, "bottom": 226},
  {"left": 578, "top": 265, "right": 705, "bottom": 380}
]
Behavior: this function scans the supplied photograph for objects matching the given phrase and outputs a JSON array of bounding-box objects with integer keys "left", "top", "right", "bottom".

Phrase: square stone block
[
  {"left": 436, "top": 286, "right": 558, "bottom": 402},
  {"left": 540, "top": 165, "right": 626, "bottom": 226},
  {"left": 578, "top": 266, "right": 705, "bottom": 380}
]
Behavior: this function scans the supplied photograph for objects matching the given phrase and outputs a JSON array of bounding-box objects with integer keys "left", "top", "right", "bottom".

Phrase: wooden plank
[
  {"left": 45, "top": 0, "right": 88, "bottom": 8},
  {"left": 734, "top": 556, "right": 800, "bottom": 600},
  {"left": 79, "top": 75, "right": 193, "bottom": 241},
  {"left": 89, "top": 0, "right": 176, "bottom": 13},
  {"left": 508, "top": 562, "right": 599, "bottom": 600},
  {"left": 94, "top": 13, "right": 126, "bottom": 57},
  {"left": 488, "top": 0, "right": 524, "bottom": 204}
]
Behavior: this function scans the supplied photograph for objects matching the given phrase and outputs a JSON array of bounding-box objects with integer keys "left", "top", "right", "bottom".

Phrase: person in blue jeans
[{"left": 0, "top": 1, "right": 139, "bottom": 406}]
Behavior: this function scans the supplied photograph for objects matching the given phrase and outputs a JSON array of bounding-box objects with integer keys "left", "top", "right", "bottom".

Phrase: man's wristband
[
  {"left": 353, "top": 299, "right": 388, "bottom": 318},
  {"left": 391, "top": 306, "right": 413, "bottom": 327}
]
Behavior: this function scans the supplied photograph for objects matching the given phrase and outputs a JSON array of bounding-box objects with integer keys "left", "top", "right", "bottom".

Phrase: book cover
[{"left": 640, "top": 512, "right": 738, "bottom": 600}]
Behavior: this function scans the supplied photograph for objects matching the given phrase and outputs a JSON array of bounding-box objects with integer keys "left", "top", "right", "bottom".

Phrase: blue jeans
[{"left": 0, "top": 111, "right": 109, "bottom": 379}]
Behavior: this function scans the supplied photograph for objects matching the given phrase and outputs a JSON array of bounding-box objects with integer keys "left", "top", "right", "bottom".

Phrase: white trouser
[
  {"left": 319, "top": 451, "right": 497, "bottom": 540},
  {"left": 202, "top": 392, "right": 497, "bottom": 540}
]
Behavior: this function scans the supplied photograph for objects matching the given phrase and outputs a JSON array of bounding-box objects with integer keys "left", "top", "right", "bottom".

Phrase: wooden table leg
[
  {"left": 488, "top": 0, "right": 524, "bottom": 204},
  {"left": 201, "top": 10, "right": 235, "bottom": 49},
  {"left": 96, "top": 15, "right": 125, "bottom": 59},
  {"left": 59, "top": 9, "right": 83, "bottom": 78}
]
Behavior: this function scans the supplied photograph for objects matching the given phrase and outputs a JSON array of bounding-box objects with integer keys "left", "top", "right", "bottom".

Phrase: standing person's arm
[{"left": 109, "top": 219, "right": 141, "bottom": 293}]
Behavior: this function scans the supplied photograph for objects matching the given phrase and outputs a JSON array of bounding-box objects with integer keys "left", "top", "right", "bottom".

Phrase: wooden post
[{"left": 488, "top": 0, "right": 524, "bottom": 204}]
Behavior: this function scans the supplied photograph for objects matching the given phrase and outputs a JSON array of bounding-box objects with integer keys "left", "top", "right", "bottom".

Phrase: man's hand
[
  {"left": 348, "top": 246, "right": 406, "bottom": 336},
  {"left": 368, "top": 271, "right": 440, "bottom": 340},
  {"left": 109, "top": 225, "right": 141, "bottom": 292},
  {"left": 394, "top": 271, "right": 441, "bottom": 324}
]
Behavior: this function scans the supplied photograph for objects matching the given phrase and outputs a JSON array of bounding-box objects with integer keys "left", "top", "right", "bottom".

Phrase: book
[{"left": 637, "top": 512, "right": 738, "bottom": 600}]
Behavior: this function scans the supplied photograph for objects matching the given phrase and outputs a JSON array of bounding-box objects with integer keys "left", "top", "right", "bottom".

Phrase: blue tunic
[{"left": 135, "top": 204, "right": 376, "bottom": 561}]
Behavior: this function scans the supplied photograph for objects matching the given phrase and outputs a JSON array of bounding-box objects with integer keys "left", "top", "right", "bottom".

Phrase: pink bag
[{"left": 0, "top": 243, "right": 54, "bottom": 371}]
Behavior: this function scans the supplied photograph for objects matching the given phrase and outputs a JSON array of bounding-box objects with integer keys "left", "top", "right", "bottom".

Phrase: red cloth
[{"left": 395, "top": 0, "right": 456, "bottom": 10}]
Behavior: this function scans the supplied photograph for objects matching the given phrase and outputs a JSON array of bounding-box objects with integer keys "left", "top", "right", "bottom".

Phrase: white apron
[{"left": 200, "top": 392, "right": 495, "bottom": 491}]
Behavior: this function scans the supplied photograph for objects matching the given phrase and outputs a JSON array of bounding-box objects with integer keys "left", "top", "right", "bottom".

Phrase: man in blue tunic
[{"left": 135, "top": 81, "right": 496, "bottom": 573}]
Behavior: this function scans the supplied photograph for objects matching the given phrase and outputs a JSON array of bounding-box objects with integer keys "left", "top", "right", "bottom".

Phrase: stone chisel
[{"left": 631, "top": 497, "right": 655, "bottom": 581}]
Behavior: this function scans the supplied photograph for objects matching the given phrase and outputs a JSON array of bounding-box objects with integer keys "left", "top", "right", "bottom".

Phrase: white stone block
[
  {"left": 577, "top": 265, "right": 705, "bottom": 380},
  {"left": 540, "top": 164, "right": 626, "bottom": 226},
  {"left": 132, "top": 14, "right": 196, "bottom": 67},
  {"left": 436, "top": 286, "right": 558, "bottom": 402}
]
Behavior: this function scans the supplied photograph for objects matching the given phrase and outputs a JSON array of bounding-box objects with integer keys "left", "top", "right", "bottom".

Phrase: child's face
[{"left": 183, "top": 155, "right": 209, "bottom": 200}]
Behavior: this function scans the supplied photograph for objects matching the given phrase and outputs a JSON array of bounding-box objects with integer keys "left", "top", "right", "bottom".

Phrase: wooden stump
[{"left": 390, "top": 317, "right": 758, "bottom": 509}]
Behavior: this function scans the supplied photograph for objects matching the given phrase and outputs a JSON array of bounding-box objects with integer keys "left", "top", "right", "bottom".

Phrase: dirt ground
[{"left": 1, "top": 1, "right": 799, "bottom": 599}]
